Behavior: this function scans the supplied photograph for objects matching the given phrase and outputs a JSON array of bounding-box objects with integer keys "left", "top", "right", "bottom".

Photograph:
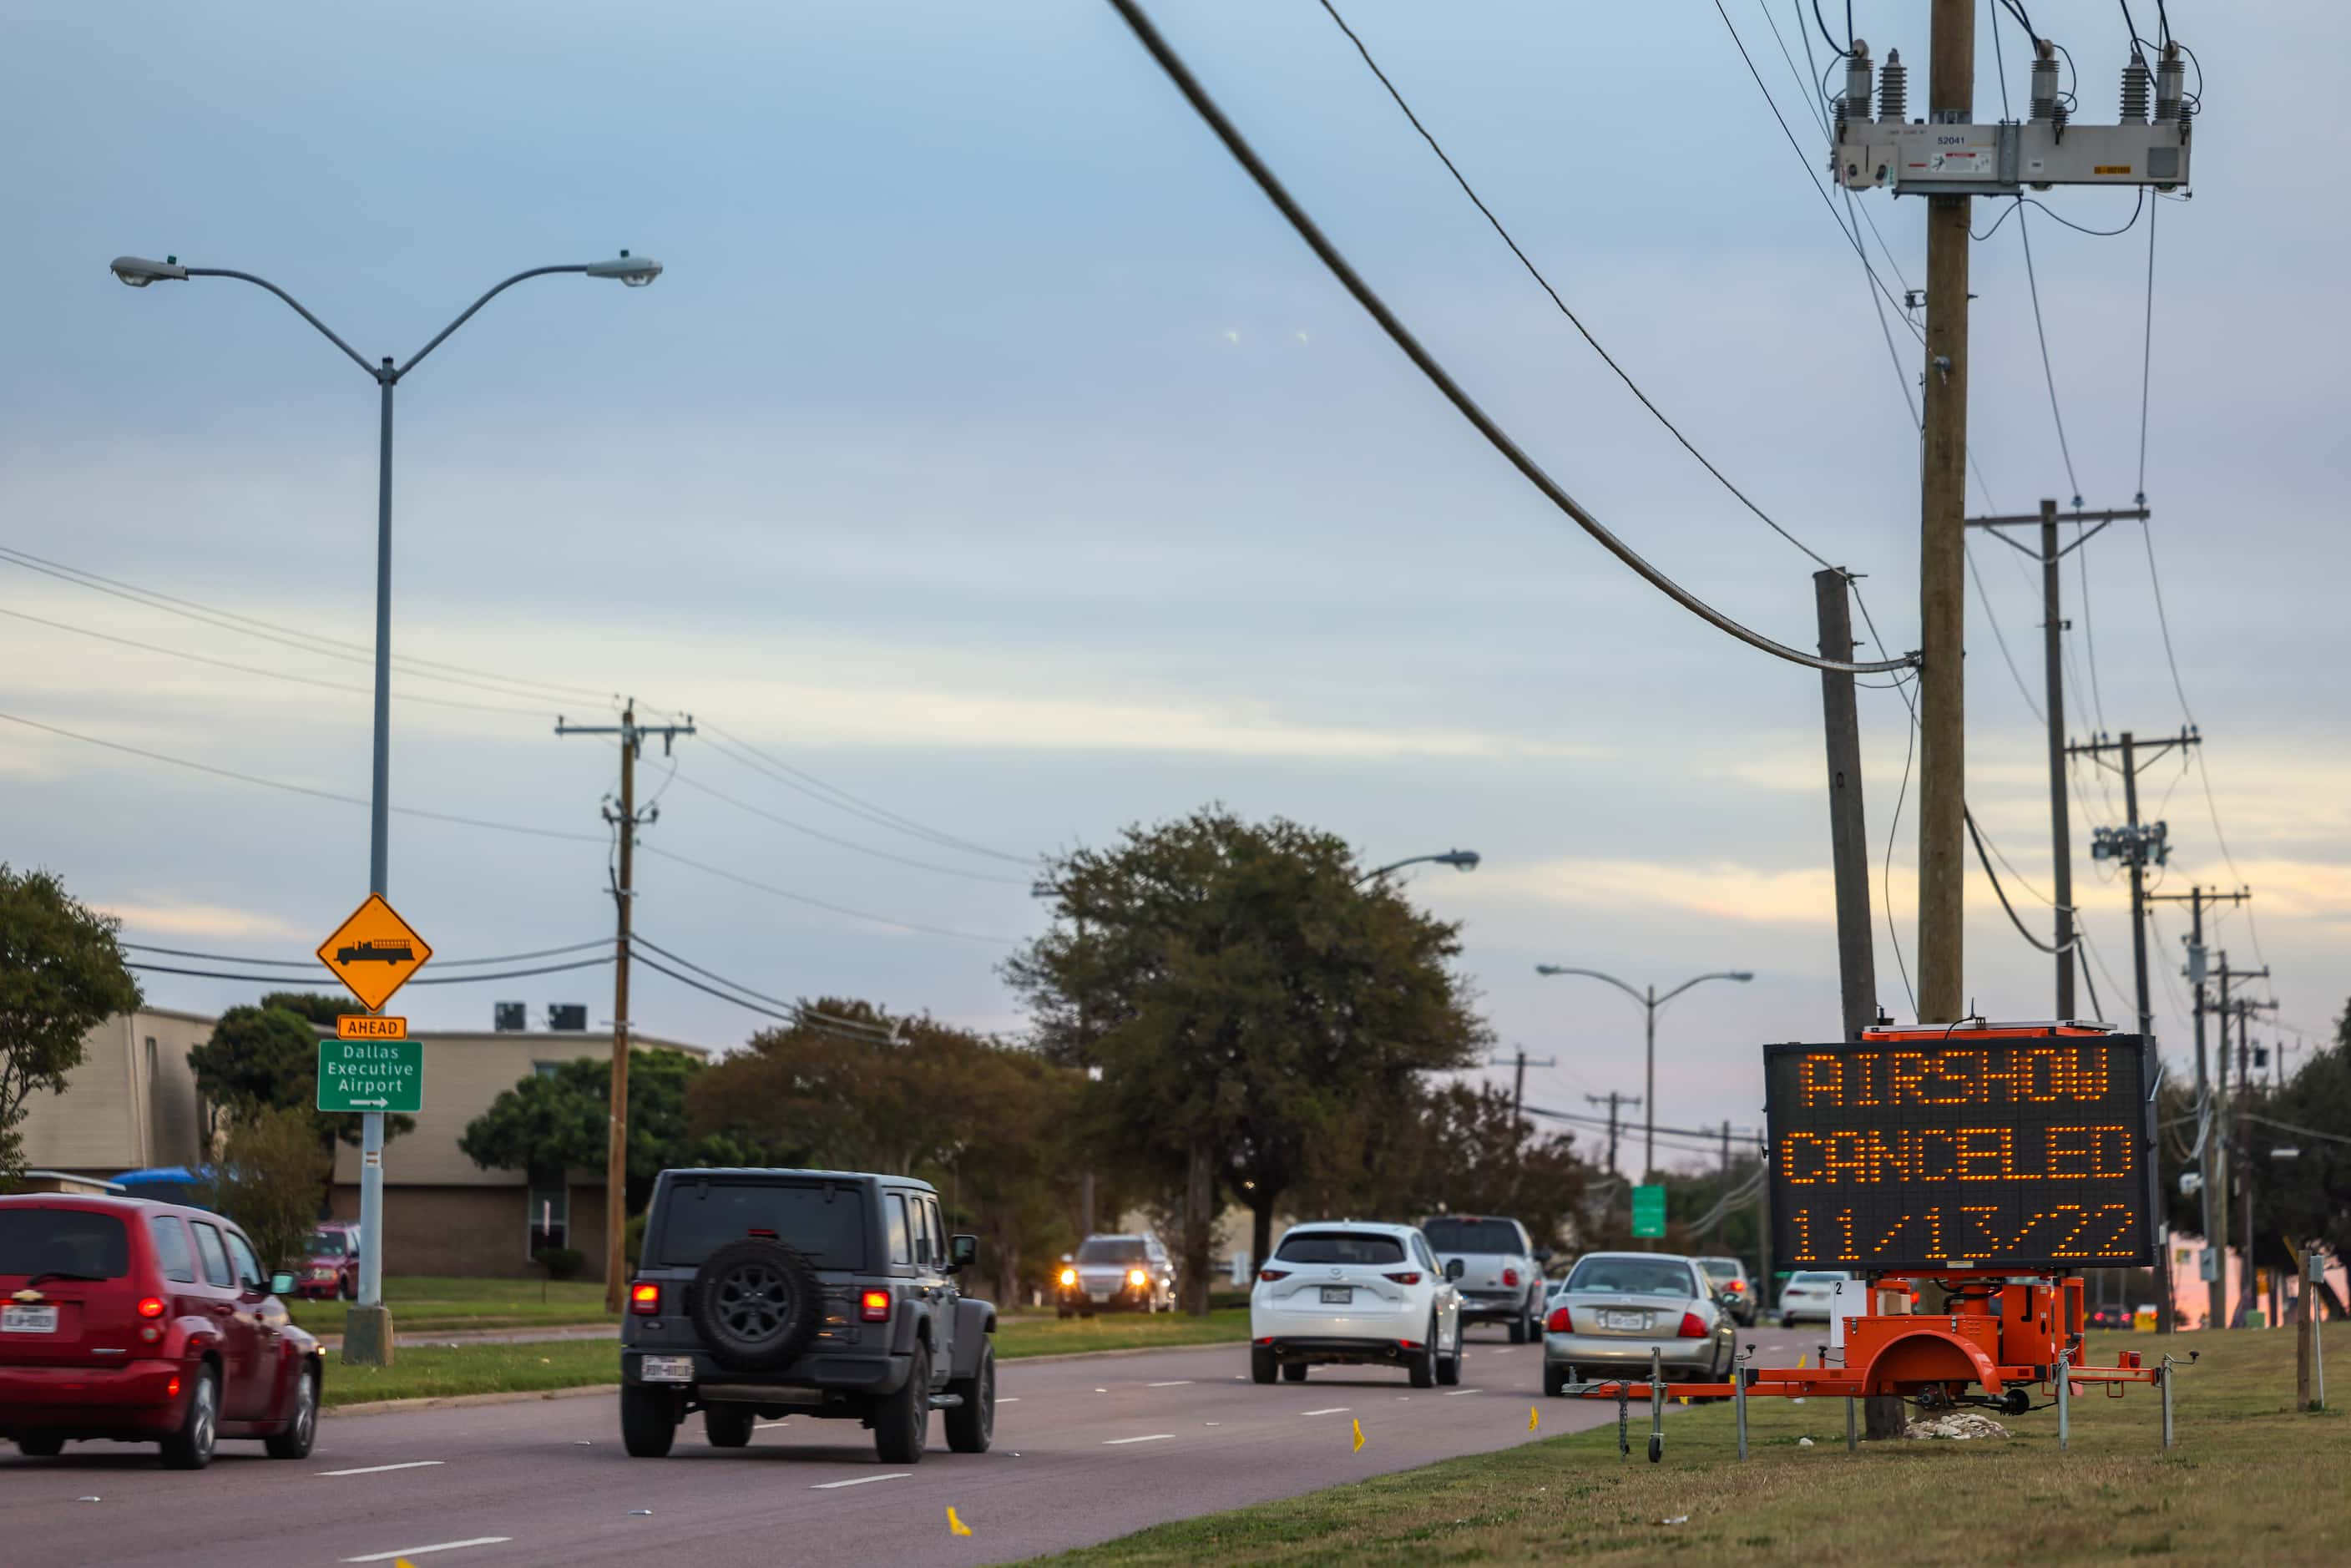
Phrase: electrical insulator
[
  {"left": 2029, "top": 40, "right": 2060, "bottom": 122},
  {"left": 1876, "top": 48, "right": 1906, "bottom": 124},
  {"left": 1842, "top": 40, "right": 1872, "bottom": 123},
  {"left": 2154, "top": 42, "right": 2185, "bottom": 123},
  {"left": 2120, "top": 51, "right": 2151, "bottom": 123}
]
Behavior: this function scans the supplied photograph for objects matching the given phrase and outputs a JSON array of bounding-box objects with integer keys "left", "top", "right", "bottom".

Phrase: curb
[
  {"left": 1004, "top": 1339, "right": 1250, "bottom": 1365},
  {"left": 326, "top": 1382, "right": 619, "bottom": 1419}
]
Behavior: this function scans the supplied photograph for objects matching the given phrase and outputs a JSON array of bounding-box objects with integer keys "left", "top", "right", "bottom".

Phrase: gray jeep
[{"left": 619, "top": 1167, "right": 996, "bottom": 1464}]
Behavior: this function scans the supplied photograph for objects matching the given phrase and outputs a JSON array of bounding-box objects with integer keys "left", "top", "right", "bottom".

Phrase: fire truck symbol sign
[{"left": 316, "top": 894, "right": 433, "bottom": 1012}]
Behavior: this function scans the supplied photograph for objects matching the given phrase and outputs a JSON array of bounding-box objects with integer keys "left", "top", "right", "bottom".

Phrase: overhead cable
[
  {"left": 699, "top": 721, "right": 1034, "bottom": 867},
  {"left": 1102, "top": 0, "right": 1913, "bottom": 676},
  {"left": 628, "top": 933, "right": 897, "bottom": 1038},
  {"left": 638, "top": 844, "right": 1014, "bottom": 945},
  {"left": 664, "top": 767, "right": 1024, "bottom": 885}
]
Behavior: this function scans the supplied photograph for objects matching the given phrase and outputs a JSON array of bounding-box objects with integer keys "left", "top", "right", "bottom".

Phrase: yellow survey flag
[
  {"left": 1529, "top": 1405, "right": 1540, "bottom": 1432},
  {"left": 1352, "top": 1418, "right": 1365, "bottom": 1453},
  {"left": 948, "top": 1507, "right": 973, "bottom": 1538}
]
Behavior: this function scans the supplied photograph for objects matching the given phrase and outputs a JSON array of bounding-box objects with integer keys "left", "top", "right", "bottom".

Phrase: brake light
[
  {"left": 629, "top": 1282, "right": 660, "bottom": 1315},
  {"left": 860, "top": 1287, "right": 892, "bottom": 1323},
  {"left": 1546, "top": 1305, "right": 1574, "bottom": 1333},
  {"left": 1726, "top": 1279, "right": 1745, "bottom": 1292},
  {"left": 166, "top": 1375, "right": 180, "bottom": 1398},
  {"left": 1258, "top": 1268, "right": 1290, "bottom": 1282},
  {"left": 1677, "top": 1311, "right": 1708, "bottom": 1338},
  {"left": 1059, "top": 1267, "right": 1077, "bottom": 1287},
  {"left": 136, "top": 1296, "right": 166, "bottom": 1319},
  {"left": 1383, "top": 1272, "right": 1423, "bottom": 1285},
  {"left": 1502, "top": 1268, "right": 1519, "bottom": 1289},
  {"left": 1128, "top": 1268, "right": 1149, "bottom": 1287}
]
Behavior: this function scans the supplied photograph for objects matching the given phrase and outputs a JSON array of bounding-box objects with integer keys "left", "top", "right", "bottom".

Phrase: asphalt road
[{"left": 3, "top": 1323, "right": 1814, "bottom": 1566}]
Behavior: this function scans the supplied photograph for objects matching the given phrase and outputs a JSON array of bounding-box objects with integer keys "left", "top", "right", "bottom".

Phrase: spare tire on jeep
[{"left": 690, "top": 1237, "right": 822, "bottom": 1371}]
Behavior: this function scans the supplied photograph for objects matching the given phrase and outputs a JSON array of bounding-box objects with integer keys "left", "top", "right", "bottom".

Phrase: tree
[
  {"left": 204, "top": 1105, "right": 332, "bottom": 1271},
  {"left": 190, "top": 1001, "right": 413, "bottom": 1159},
  {"left": 258, "top": 991, "right": 356, "bottom": 1026},
  {"left": 459, "top": 1048, "right": 707, "bottom": 1216},
  {"left": 1006, "top": 808, "right": 1488, "bottom": 1310},
  {"left": 2244, "top": 1003, "right": 2351, "bottom": 1315},
  {"left": 0, "top": 865, "right": 142, "bottom": 1186}
]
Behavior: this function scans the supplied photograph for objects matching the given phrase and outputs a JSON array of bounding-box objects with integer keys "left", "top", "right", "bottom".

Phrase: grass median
[
  {"left": 318, "top": 1305, "right": 1250, "bottom": 1409},
  {"left": 1030, "top": 1326, "right": 2348, "bottom": 1565},
  {"left": 291, "top": 1276, "right": 614, "bottom": 1338}
]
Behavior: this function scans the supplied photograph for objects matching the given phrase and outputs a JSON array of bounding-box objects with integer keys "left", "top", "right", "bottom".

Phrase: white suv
[{"left": 1249, "top": 1222, "right": 1464, "bottom": 1388}]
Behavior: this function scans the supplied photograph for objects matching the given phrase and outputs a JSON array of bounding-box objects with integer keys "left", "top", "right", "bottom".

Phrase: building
[{"left": 16, "top": 1009, "right": 710, "bottom": 1282}]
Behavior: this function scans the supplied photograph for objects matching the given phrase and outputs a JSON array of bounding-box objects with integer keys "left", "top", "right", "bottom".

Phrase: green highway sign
[
  {"left": 1631, "top": 1183, "right": 1666, "bottom": 1238},
  {"left": 317, "top": 1038, "right": 422, "bottom": 1114}
]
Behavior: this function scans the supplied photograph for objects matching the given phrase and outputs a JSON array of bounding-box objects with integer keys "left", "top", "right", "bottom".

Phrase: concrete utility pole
[
  {"left": 1964, "top": 503, "right": 2151, "bottom": 1019},
  {"left": 2150, "top": 884, "right": 2250, "bottom": 1333},
  {"left": 1814, "top": 570, "right": 1877, "bottom": 1039},
  {"left": 556, "top": 701, "right": 695, "bottom": 1311},
  {"left": 1914, "top": 0, "right": 1974, "bottom": 1027}
]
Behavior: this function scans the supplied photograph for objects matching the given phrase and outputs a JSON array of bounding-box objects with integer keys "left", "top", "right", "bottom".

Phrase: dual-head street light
[
  {"left": 110, "top": 244, "right": 663, "bottom": 1352},
  {"left": 1534, "top": 964, "right": 1753, "bottom": 1187}
]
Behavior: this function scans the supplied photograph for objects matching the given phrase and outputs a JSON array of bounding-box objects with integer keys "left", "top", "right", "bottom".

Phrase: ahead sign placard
[{"left": 317, "top": 1038, "right": 423, "bottom": 1114}]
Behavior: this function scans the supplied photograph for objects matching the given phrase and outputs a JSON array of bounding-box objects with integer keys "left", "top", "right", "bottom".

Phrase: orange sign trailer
[{"left": 1561, "top": 1022, "right": 2193, "bottom": 1461}]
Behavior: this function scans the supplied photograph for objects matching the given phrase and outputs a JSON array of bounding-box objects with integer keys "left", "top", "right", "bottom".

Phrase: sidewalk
[{"left": 316, "top": 1322, "right": 619, "bottom": 1353}]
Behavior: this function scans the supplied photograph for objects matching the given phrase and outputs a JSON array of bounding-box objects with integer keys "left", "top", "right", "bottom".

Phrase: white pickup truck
[{"left": 1423, "top": 1215, "right": 1549, "bottom": 1343}]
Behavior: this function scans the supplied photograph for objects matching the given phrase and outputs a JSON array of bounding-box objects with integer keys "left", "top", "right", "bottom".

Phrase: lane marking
[
  {"left": 343, "top": 1540, "right": 512, "bottom": 1563},
  {"left": 811, "top": 1472, "right": 913, "bottom": 1490},
  {"left": 1146, "top": 1379, "right": 1193, "bottom": 1388},
  {"left": 1104, "top": 1434, "right": 1175, "bottom": 1445},
  {"left": 316, "top": 1460, "right": 447, "bottom": 1477},
  {"left": 758, "top": 1420, "right": 791, "bottom": 1429},
  {"left": 1300, "top": 1406, "right": 1351, "bottom": 1416},
  {"left": 1442, "top": 1388, "right": 1484, "bottom": 1397},
  {"left": 997, "top": 1397, "right": 1020, "bottom": 1404}
]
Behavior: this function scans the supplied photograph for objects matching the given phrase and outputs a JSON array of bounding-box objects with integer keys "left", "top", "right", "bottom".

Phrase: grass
[
  {"left": 1029, "top": 1326, "right": 2350, "bottom": 1565},
  {"left": 288, "top": 1275, "right": 614, "bottom": 1337},
  {"left": 316, "top": 1305, "right": 1248, "bottom": 1409}
]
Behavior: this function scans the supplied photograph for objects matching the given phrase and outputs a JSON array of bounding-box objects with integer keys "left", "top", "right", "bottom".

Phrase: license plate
[
  {"left": 1089, "top": 1291, "right": 1111, "bottom": 1302},
  {"left": 1319, "top": 1286, "right": 1352, "bottom": 1305},
  {"left": 1600, "top": 1310, "right": 1646, "bottom": 1331},
  {"left": 2, "top": 1305, "right": 58, "bottom": 1333},
  {"left": 640, "top": 1355, "right": 695, "bottom": 1383}
]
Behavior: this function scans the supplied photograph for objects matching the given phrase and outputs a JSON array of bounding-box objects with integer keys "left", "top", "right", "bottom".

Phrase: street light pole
[
  {"left": 1356, "top": 849, "right": 1481, "bottom": 884},
  {"left": 110, "top": 249, "right": 662, "bottom": 1363},
  {"left": 1534, "top": 965, "right": 1754, "bottom": 1182}
]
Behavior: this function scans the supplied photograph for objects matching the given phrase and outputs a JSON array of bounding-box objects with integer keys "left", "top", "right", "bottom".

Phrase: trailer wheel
[{"left": 1646, "top": 1433, "right": 1663, "bottom": 1464}]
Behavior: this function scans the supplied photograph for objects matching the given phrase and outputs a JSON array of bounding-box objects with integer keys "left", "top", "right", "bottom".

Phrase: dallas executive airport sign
[{"left": 1763, "top": 1031, "right": 2159, "bottom": 1273}]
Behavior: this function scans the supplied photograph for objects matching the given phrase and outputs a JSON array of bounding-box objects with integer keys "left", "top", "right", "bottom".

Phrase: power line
[
  {"left": 698, "top": 722, "right": 1034, "bottom": 867},
  {"left": 638, "top": 843, "right": 1014, "bottom": 946},
  {"left": 1316, "top": 0, "right": 1833, "bottom": 571},
  {"left": 124, "top": 954, "right": 614, "bottom": 986},
  {"left": 627, "top": 933, "right": 897, "bottom": 1038},
  {"left": 664, "top": 766, "right": 1024, "bottom": 885},
  {"left": 1102, "top": 0, "right": 1909, "bottom": 676}
]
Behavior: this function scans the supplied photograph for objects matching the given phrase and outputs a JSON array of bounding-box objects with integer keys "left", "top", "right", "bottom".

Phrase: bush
[{"left": 533, "top": 1247, "right": 586, "bottom": 1280}]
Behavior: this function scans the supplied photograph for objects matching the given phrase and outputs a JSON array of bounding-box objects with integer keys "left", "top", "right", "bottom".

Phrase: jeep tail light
[
  {"left": 1676, "top": 1311, "right": 1708, "bottom": 1338},
  {"left": 860, "top": 1287, "right": 892, "bottom": 1323},
  {"left": 1501, "top": 1268, "right": 1519, "bottom": 1289},
  {"left": 1383, "top": 1272, "right": 1422, "bottom": 1285},
  {"left": 1546, "top": 1305, "right": 1574, "bottom": 1333},
  {"left": 1258, "top": 1268, "right": 1289, "bottom": 1282},
  {"left": 629, "top": 1282, "right": 661, "bottom": 1315},
  {"left": 136, "top": 1296, "right": 166, "bottom": 1319}
]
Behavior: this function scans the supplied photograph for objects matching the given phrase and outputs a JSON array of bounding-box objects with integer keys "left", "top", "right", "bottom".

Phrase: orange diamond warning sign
[{"left": 316, "top": 893, "right": 432, "bottom": 1012}]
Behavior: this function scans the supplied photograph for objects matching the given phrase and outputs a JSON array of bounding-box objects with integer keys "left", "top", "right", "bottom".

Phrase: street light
[
  {"left": 110, "top": 245, "right": 662, "bottom": 1358},
  {"left": 1534, "top": 964, "right": 1753, "bottom": 1186},
  {"left": 1357, "top": 848, "right": 1481, "bottom": 885}
]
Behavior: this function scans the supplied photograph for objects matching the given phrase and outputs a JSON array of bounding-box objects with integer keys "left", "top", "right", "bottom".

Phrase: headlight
[
  {"left": 1128, "top": 1268, "right": 1149, "bottom": 1287},
  {"left": 1059, "top": 1267, "right": 1077, "bottom": 1287}
]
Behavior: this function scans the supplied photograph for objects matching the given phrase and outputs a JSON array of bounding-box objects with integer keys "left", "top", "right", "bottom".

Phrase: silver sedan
[{"left": 1540, "top": 1252, "right": 1737, "bottom": 1396}]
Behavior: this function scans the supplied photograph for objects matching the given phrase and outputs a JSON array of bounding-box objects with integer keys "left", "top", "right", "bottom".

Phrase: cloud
[
  {"left": 1469, "top": 857, "right": 1906, "bottom": 927},
  {"left": 97, "top": 901, "right": 307, "bottom": 941}
]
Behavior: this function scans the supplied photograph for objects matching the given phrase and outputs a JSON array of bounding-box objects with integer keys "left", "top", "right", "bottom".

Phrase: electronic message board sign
[{"left": 1763, "top": 1031, "right": 2157, "bottom": 1274}]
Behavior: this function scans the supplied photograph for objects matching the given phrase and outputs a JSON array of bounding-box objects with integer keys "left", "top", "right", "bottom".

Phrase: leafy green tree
[
  {"left": 1007, "top": 808, "right": 1488, "bottom": 1310},
  {"left": 2245, "top": 1003, "right": 2351, "bottom": 1316},
  {"left": 190, "top": 1001, "right": 412, "bottom": 1157},
  {"left": 204, "top": 1105, "right": 332, "bottom": 1270},
  {"left": 459, "top": 1048, "right": 707, "bottom": 1216},
  {"left": 0, "top": 865, "right": 143, "bottom": 1186},
  {"left": 258, "top": 991, "right": 356, "bottom": 1026}
]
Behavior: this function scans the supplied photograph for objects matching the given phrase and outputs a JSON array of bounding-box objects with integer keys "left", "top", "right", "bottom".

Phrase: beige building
[{"left": 17, "top": 1010, "right": 709, "bottom": 1282}]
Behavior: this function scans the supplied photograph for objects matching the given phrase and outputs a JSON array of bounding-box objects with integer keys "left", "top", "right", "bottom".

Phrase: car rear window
[
  {"left": 1565, "top": 1257, "right": 1696, "bottom": 1297},
  {"left": 1076, "top": 1237, "right": 1148, "bottom": 1263},
  {"left": 0, "top": 1208, "right": 130, "bottom": 1280},
  {"left": 1791, "top": 1271, "right": 1848, "bottom": 1285},
  {"left": 655, "top": 1181, "right": 868, "bottom": 1270},
  {"left": 1276, "top": 1232, "right": 1406, "bottom": 1266},
  {"left": 1699, "top": 1258, "right": 1741, "bottom": 1280},
  {"left": 1423, "top": 1218, "right": 1521, "bottom": 1254}
]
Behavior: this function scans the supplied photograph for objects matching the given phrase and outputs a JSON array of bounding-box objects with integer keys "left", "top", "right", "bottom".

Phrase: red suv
[{"left": 0, "top": 1195, "right": 324, "bottom": 1468}]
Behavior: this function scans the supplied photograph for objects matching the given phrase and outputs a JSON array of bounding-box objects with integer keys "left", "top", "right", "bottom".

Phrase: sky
[{"left": 5, "top": 1, "right": 2346, "bottom": 1176}]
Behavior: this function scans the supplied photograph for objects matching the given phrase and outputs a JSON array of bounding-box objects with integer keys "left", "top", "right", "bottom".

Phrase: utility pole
[
  {"left": 1585, "top": 1092, "right": 1641, "bottom": 1181},
  {"left": 556, "top": 700, "right": 695, "bottom": 1312},
  {"left": 1914, "top": 0, "right": 1975, "bottom": 1028},
  {"left": 1964, "top": 503, "right": 2151, "bottom": 1019},
  {"left": 2223, "top": 984, "right": 2276, "bottom": 1326},
  {"left": 1489, "top": 1049, "right": 1558, "bottom": 1123},
  {"left": 2069, "top": 727, "right": 2197, "bottom": 1036},
  {"left": 1815, "top": 569, "right": 1878, "bottom": 1039},
  {"left": 2207, "top": 953, "right": 2268, "bottom": 1328},
  {"left": 1712, "top": 1119, "right": 1732, "bottom": 1247},
  {"left": 2151, "top": 884, "right": 2250, "bottom": 1333}
]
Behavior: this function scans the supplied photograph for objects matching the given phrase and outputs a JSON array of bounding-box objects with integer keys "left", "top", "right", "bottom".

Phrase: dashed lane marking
[
  {"left": 342, "top": 1540, "right": 512, "bottom": 1563},
  {"left": 1146, "top": 1380, "right": 1193, "bottom": 1388},
  {"left": 1300, "top": 1407, "right": 1351, "bottom": 1416},
  {"left": 1104, "top": 1434, "right": 1175, "bottom": 1445},
  {"left": 812, "top": 1473, "right": 913, "bottom": 1490},
  {"left": 316, "top": 1460, "right": 447, "bottom": 1477},
  {"left": 1442, "top": 1388, "right": 1484, "bottom": 1397}
]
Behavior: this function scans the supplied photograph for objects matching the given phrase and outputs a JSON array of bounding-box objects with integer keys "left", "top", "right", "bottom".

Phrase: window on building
[
  {"left": 533, "top": 1061, "right": 564, "bottom": 1079},
  {"left": 528, "top": 1180, "right": 569, "bottom": 1258}
]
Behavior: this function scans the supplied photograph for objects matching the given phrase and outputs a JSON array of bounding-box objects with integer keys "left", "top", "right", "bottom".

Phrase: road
[{"left": 2, "top": 1323, "right": 1812, "bottom": 1566}]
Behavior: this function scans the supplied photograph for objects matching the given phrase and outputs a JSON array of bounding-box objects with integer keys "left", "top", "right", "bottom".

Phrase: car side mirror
[
  {"left": 269, "top": 1272, "right": 296, "bottom": 1296},
  {"left": 949, "top": 1233, "right": 978, "bottom": 1268},
  {"left": 1443, "top": 1257, "right": 1466, "bottom": 1282}
]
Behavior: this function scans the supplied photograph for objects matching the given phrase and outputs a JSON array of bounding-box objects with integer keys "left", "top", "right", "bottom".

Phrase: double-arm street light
[
  {"left": 1357, "top": 848, "right": 1480, "bottom": 885},
  {"left": 109, "top": 248, "right": 662, "bottom": 1358},
  {"left": 1534, "top": 964, "right": 1753, "bottom": 1181}
]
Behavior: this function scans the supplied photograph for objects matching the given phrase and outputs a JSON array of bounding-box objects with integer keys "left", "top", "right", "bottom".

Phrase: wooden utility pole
[
  {"left": 1915, "top": 0, "right": 1974, "bottom": 1027},
  {"left": 1815, "top": 569, "right": 1877, "bottom": 1039},
  {"left": 2207, "top": 951, "right": 2268, "bottom": 1328},
  {"left": 1491, "top": 1048, "right": 1559, "bottom": 1123},
  {"left": 1585, "top": 1091, "right": 1640, "bottom": 1181},
  {"left": 556, "top": 700, "right": 695, "bottom": 1312}
]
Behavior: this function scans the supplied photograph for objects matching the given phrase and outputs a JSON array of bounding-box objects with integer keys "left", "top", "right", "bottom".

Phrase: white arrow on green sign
[{"left": 317, "top": 1037, "right": 423, "bottom": 1115}]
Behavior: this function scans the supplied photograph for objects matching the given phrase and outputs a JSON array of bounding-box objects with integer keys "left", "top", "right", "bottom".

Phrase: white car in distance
[
  {"left": 1777, "top": 1269, "right": 1853, "bottom": 1326},
  {"left": 1250, "top": 1222, "right": 1465, "bottom": 1388}
]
